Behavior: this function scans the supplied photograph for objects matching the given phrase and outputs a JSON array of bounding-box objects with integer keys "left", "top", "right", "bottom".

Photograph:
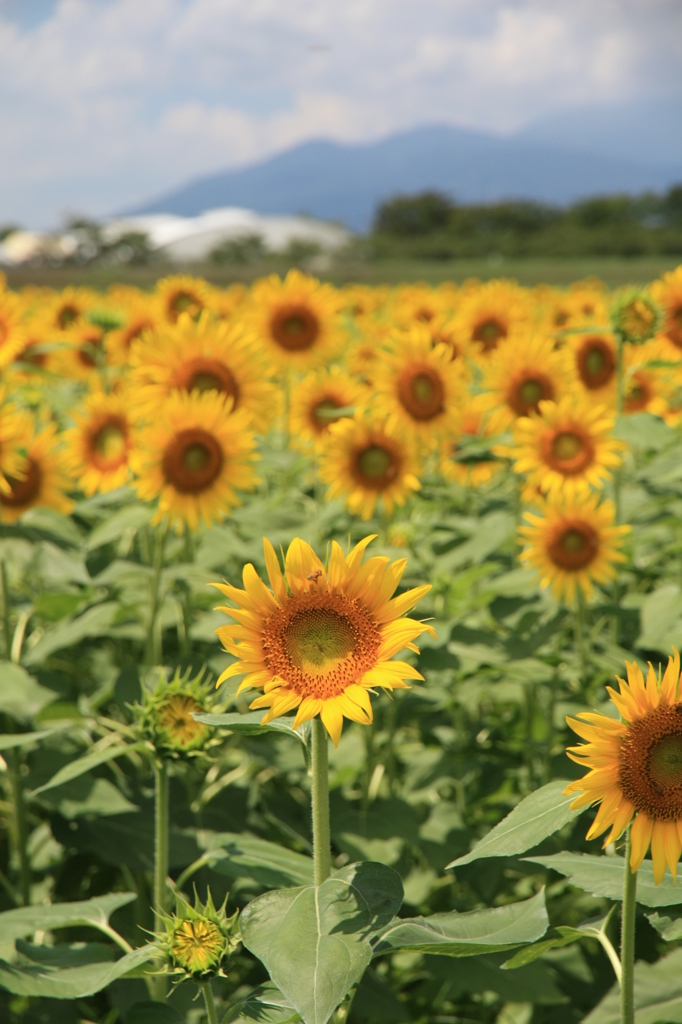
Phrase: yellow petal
[
  {"left": 320, "top": 699, "right": 344, "bottom": 747},
  {"left": 292, "top": 697, "right": 323, "bottom": 730},
  {"left": 345, "top": 534, "right": 377, "bottom": 574},
  {"left": 264, "top": 537, "right": 287, "bottom": 604},
  {"left": 661, "top": 648, "right": 681, "bottom": 704},
  {"left": 630, "top": 813, "right": 654, "bottom": 872},
  {"left": 651, "top": 820, "right": 669, "bottom": 884}
]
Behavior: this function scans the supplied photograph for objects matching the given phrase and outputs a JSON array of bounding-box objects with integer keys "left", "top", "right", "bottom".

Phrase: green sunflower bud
[
  {"left": 611, "top": 288, "right": 662, "bottom": 344},
  {"left": 158, "top": 889, "right": 240, "bottom": 981},
  {"left": 132, "top": 666, "right": 222, "bottom": 761}
]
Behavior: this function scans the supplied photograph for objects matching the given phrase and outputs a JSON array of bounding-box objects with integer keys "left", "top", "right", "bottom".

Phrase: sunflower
[
  {"left": 206, "top": 283, "right": 247, "bottom": 322},
  {"left": 519, "top": 494, "right": 629, "bottom": 604},
  {"left": 53, "top": 324, "right": 107, "bottom": 380},
  {"left": 105, "top": 295, "right": 161, "bottom": 366},
  {"left": 341, "top": 284, "right": 390, "bottom": 323},
  {"left": 439, "top": 395, "right": 504, "bottom": 488},
  {"left": 541, "top": 284, "right": 608, "bottom": 339},
  {"left": 289, "top": 366, "right": 367, "bottom": 447},
  {"left": 246, "top": 269, "right": 345, "bottom": 370},
  {"left": 0, "top": 418, "right": 73, "bottom": 523},
  {"left": 63, "top": 390, "right": 133, "bottom": 495},
  {"left": 44, "top": 287, "right": 97, "bottom": 332},
  {"left": 612, "top": 288, "right": 661, "bottom": 344},
  {"left": 507, "top": 397, "right": 625, "bottom": 500},
  {"left": 213, "top": 535, "right": 433, "bottom": 745},
  {"left": 130, "top": 390, "right": 260, "bottom": 531},
  {"left": 0, "top": 391, "right": 30, "bottom": 496},
  {"left": 156, "top": 275, "right": 211, "bottom": 324},
  {"left": 0, "top": 291, "right": 27, "bottom": 367},
  {"left": 11, "top": 315, "right": 59, "bottom": 376},
  {"left": 652, "top": 266, "right": 682, "bottom": 354},
  {"left": 480, "top": 333, "right": 576, "bottom": 434},
  {"left": 423, "top": 313, "right": 471, "bottom": 364},
  {"left": 623, "top": 338, "right": 674, "bottom": 418},
  {"left": 391, "top": 284, "right": 454, "bottom": 328},
  {"left": 565, "top": 649, "right": 682, "bottom": 883},
  {"left": 128, "top": 311, "right": 279, "bottom": 432},
  {"left": 451, "top": 279, "right": 531, "bottom": 358},
  {"left": 372, "top": 327, "right": 466, "bottom": 447},
  {"left": 570, "top": 331, "right": 619, "bottom": 403},
  {"left": 318, "top": 414, "right": 421, "bottom": 520}
]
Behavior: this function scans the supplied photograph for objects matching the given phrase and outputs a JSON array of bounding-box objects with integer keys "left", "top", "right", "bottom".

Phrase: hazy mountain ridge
[{"left": 126, "top": 115, "right": 682, "bottom": 233}]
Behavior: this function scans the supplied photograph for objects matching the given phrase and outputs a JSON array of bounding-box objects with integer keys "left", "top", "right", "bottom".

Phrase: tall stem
[
  {"left": 612, "top": 332, "right": 625, "bottom": 643},
  {"left": 152, "top": 759, "right": 170, "bottom": 1001},
  {"left": 8, "top": 747, "right": 30, "bottom": 905},
  {"left": 0, "top": 562, "right": 11, "bottom": 657},
  {"left": 201, "top": 980, "right": 219, "bottom": 1024},
  {"left": 620, "top": 829, "right": 637, "bottom": 1024},
  {"left": 574, "top": 588, "right": 589, "bottom": 682},
  {"left": 311, "top": 717, "right": 331, "bottom": 886},
  {"left": 146, "top": 524, "right": 168, "bottom": 666}
]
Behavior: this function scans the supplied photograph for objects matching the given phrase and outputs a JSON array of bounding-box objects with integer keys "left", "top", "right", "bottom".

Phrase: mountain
[{"left": 125, "top": 124, "right": 682, "bottom": 233}]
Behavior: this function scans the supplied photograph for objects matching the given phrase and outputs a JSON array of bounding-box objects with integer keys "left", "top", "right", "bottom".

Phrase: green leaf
[
  {"left": 198, "top": 832, "right": 314, "bottom": 888},
  {"left": 0, "top": 892, "right": 136, "bottom": 944},
  {"left": 0, "top": 726, "right": 67, "bottom": 751},
  {"left": 194, "top": 710, "right": 306, "bottom": 744},
  {"left": 372, "top": 889, "right": 547, "bottom": 958},
  {"left": 0, "top": 941, "right": 156, "bottom": 999},
  {"left": 637, "top": 584, "right": 682, "bottom": 652},
  {"left": 447, "top": 781, "right": 580, "bottom": 868},
  {"left": 501, "top": 932, "right": 580, "bottom": 968},
  {"left": 30, "top": 740, "right": 148, "bottom": 796},
  {"left": 582, "top": 947, "right": 682, "bottom": 1024},
  {"left": 86, "top": 505, "right": 152, "bottom": 551},
  {"left": 646, "top": 908, "right": 682, "bottom": 941},
  {"left": 525, "top": 852, "right": 682, "bottom": 907},
  {"left": 223, "top": 982, "right": 301, "bottom": 1023},
  {"left": 240, "top": 861, "right": 403, "bottom": 1024},
  {"left": 23, "top": 602, "right": 119, "bottom": 665},
  {"left": 0, "top": 662, "right": 57, "bottom": 721}
]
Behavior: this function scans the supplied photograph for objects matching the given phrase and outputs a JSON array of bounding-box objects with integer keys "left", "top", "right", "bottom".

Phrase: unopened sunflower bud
[
  {"left": 132, "top": 667, "right": 220, "bottom": 760},
  {"left": 158, "top": 889, "right": 240, "bottom": 980},
  {"left": 611, "top": 289, "right": 662, "bottom": 344}
]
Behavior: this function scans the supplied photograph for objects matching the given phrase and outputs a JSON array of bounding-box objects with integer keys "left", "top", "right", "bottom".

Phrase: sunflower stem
[
  {"left": 574, "top": 588, "right": 589, "bottom": 682},
  {"left": 7, "top": 744, "right": 31, "bottom": 906},
  {"left": 146, "top": 523, "right": 168, "bottom": 666},
  {"left": 0, "top": 562, "right": 11, "bottom": 657},
  {"left": 201, "top": 980, "right": 219, "bottom": 1024},
  {"left": 620, "top": 828, "right": 637, "bottom": 1024},
  {"left": 311, "top": 717, "right": 331, "bottom": 885},
  {"left": 152, "top": 759, "right": 170, "bottom": 1001}
]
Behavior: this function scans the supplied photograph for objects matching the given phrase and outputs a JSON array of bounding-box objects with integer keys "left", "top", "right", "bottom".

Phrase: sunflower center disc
[
  {"left": 552, "top": 432, "right": 583, "bottom": 460},
  {"left": 313, "top": 398, "right": 342, "bottom": 429},
  {"left": 93, "top": 423, "right": 127, "bottom": 466},
  {"left": 286, "top": 608, "right": 355, "bottom": 673},
  {"left": 510, "top": 374, "right": 554, "bottom": 416},
  {"left": 473, "top": 317, "right": 507, "bottom": 351},
  {"left": 1, "top": 460, "right": 42, "bottom": 508},
  {"left": 162, "top": 428, "right": 224, "bottom": 494},
  {"left": 262, "top": 592, "right": 381, "bottom": 699},
  {"left": 619, "top": 704, "right": 682, "bottom": 820},
  {"left": 578, "top": 337, "right": 615, "bottom": 389},
  {"left": 398, "top": 367, "right": 445, "bottom": 421},
  {"left": 548, "top": 521, "right": 599, "bottom": 570},
  {"left": 355, "top": 444, "right": 397, "bottom": 487},
  {"left": 178, "top": 357, "right": 240, "bottom": 405},
  {"left": 626, "top": 373, "right": 651, "bottom": 412},
  {"left": 546, "top": 429, "right": 594, "bottom": 474},
  {"left": 270, "top": 304, "right": 320, "bottom": 351},
  {"left": 158, "top": 695, "right": 206, "bottom": 748},
  {"left": 57, "top": 305, "right": 79, "bottom": 329},
  {"left": 171, "top": 919, "right": 223, "bottom": 973},
  {"left": 668, "top": 305, "right": 682, "bottom": 349}
]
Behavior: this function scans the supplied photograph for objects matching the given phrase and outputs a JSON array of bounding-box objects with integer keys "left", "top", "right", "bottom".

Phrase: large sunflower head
[
  {"left": 246, "top": 269, "right": 345, "bottom": 369},
  {"left": 317, "top": 413, "right": 422, "bottom": 521},
  {"left": 130, "top": 390, "right": 260, "bottom": 531},
  {"left": 565, "top": 649, "right": 682, "bottom": 883},
  {"left": 0, "top": 418, "right": 73, "bottom": 524},
  {"left": 64, "top": 389, "right": 133, "bottom": 496},
  {"left": 570, "top": 331, "right": 618, "bottom": 402},
  {"left": 371, "top": 327, "right": 467, "bottom": 447},
  {"left": 507, "top": 396, "right": 625, "bottom": 501},
  {"left": 289, "top": 366, "right": 367, "bottom": 448},
  {"left": 481, "top": 333, "right": 577, "bottom": 434},
  {"left": 652, "top": 266, "right": 682, "bottom": 354},
  {"left": 213, "top": 535, "right": 433, "bottom": 745},
  {"left": 128, "top": 311, "right": 279, "bottom": 432},
  {"left": 518, "top": 494, "right": 630, "bottom": 604}
]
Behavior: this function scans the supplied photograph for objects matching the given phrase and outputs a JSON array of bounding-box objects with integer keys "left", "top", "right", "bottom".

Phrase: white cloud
[{"left": 0, "top": 0, "right": 680, "bottom": 225}]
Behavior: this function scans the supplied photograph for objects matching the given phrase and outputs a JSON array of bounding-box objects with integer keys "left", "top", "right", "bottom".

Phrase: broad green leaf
[
  {"left": 197, "top": 831, "right": 314, "bottom": 888},
  {"left": 240, "top": 861, "right": 403, "bottom": 1024},
  {"left": 86, "top": 505, "right": 152, "bottom": 551},
  {"left": 525, "top": 852, "right": 682, "bottom": 907},
  {"left": 223, "top": 982, "right": 301, "bottom": 1023},
  {"left": 646, "top": 908, "right": 682, "bottom": 941},
  {"left": 0, "top": 892, "right": 136, "bottom": 944},
  {"left": 582, "top": 947, "right": 682, "bottom": 1024},
  {"left": 195, "top": 710, "right": 306, "bottom": 744},
  {"left": 23, "top": 602, "right": 119, "bottom": 665},
  {"left": 637, "top": 584, "right": 682, "bottom": 652},
  {"left": 0, "top": 663, "right": 57, "bottom": 721},
  {"left": 372, "top": 889, "right": 547, "bottom": 957},
  {"left": 31, "top": 740, "right": 148, "bottom": 796},
  {"left": 447, "top": 781, "right": 580, "bottom": 868},
  {"left": 0, "top": 941, "right": 156, "bottom": 999},
  {"left": 504, "top": 912, "right": 616, "bottom": 968}
]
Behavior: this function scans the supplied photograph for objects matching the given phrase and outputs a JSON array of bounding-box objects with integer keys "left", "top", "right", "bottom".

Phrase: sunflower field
[{"left": 2, "top": 264, "right": 682, "bottom": 1024}]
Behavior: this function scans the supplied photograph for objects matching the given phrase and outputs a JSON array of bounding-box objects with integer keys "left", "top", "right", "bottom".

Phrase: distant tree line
[{"left": 370, "top": 187, "right": 682, "bottom": 259}]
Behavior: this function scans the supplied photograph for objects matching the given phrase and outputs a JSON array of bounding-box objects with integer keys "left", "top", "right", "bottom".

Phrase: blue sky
[{"left": 1, "top": 0, "right": 681, "bottom": 227}]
